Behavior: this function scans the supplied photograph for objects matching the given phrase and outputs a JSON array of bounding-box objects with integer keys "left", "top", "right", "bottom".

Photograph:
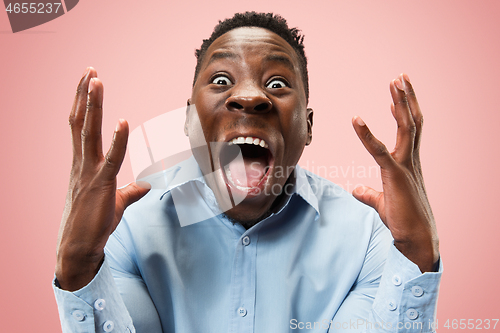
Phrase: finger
[
  {"left": 390, "top": 103, "right": 396, "bottom": 119},
  {"left": 390, "top": 77, "right": 416, "bottom": 163},
  {"left": 352, "top": 116, "right": 395, "bottom": 170},
  {"left": 117, "top": 181, "right": 151, "bottom": 210},
  {"left": 81, "top": 77, "right": 104, "bottom": 165},
  {"left": 352, "top": 186, "right": 384, "bottom": 215},
  {"left": 69, "top": 67, "right": 97, "bottom": 162},
  {"left": 101, "top": 119, "right": 129, "bottom": 180},
  {"left": 401, "top": 73, "right": 423, "bottom": 153}
]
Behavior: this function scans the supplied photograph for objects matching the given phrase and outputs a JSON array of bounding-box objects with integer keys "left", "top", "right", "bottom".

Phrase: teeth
[{"left": 228, "top": 136, "right": 269, "bottom": 149}]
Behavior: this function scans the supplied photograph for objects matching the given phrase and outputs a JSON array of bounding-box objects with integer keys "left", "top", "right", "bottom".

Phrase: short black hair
[{"left": 194, "top": 12, "right": 309, "bottom": 102}]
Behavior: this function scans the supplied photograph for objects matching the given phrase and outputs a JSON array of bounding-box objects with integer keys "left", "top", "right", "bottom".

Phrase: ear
[
  {"left": 184, "top": 99, "right": 191, "bottom": 136},
  {"left": 305, "top": 108, "right": 313, "bottom": 146}
]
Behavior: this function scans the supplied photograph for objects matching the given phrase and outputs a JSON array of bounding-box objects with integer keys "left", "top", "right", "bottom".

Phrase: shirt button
[
  {"left": 387, "top": 300, "right": 397, "bottom": 311},
  {"left": 94, "top": 298, "right": 106, "bottom": 311},
  {"left": 392, "top": 275, "right": 402, "bottom": 286},
  {"left": 411, "top": 286, "right": 424, "bottom": 297},
  {"left": 72, "top": 310, "right": 85, "bottom": 321},
  {"left": 406, "top": 308, "right": 419, "bottom": 320},
  {"left": 242, "top": 236, "right": 251, "bottom": 246},
  {"left": 103, "top": 320, "right": 115, "bottom": 332},
  {"left": 238, "top": 307, "right": 247, "bottom": 317}
]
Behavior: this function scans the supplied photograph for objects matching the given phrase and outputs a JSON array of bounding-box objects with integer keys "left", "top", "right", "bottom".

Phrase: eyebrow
[
  {"left": 264, "top": 54, "right": 295, "bottom": 72},
  {"left": 206, "top": 51, "right": 296, "bottom": 72},
  {"left": 207, "top": 51, "right": 239, "bottom": 66}
]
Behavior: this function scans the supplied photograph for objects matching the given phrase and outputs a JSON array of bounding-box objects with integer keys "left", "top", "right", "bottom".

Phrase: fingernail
[
  {"left": 82, "top": 67, "right": 90, "bottom": 78},
  {"left": 354, "top": 186, "right": 365, "bottom": 195},
  {"left": 356, "top": 116, "right": 365, "bottom": 126},
  {"left": 403, "top": 73, "right": 411, "bottom": 84},
  {"left": 394, "top": 78, "right": 404, "bottom": 91},
  {"left": 88, "top": 78, "right": 95, "bottom": 93}
]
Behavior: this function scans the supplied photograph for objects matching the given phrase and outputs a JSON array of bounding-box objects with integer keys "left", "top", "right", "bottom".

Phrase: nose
[{"left": 225, "top": 82, "right": 272, "bottom": 113}]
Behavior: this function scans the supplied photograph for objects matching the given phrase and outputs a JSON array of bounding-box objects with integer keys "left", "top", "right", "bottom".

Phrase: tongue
[{"left": 228, "top": 155, "right": 267, "bottom": 188}]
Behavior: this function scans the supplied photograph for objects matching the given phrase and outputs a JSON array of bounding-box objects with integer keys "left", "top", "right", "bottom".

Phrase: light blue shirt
[{"left": 53, "top": 156, "right": 442, "bottom": 332}]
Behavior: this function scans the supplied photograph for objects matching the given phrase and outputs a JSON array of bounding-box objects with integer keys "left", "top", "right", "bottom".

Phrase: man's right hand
[{"left": 55, "top": 68, "right": 150, "bottom": 291}]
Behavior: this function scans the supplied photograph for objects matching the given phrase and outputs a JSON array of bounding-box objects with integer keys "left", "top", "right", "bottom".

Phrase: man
[{"left": 54, "top": 12, "right": 441, "bottom": 332}]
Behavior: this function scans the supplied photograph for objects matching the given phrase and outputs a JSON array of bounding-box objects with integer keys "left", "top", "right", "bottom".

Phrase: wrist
[
  {"left": 394, "top": 236, "right": 439, "bottom": 273},
  {"left": 55, "top": 246, "right": 104, "bottom": 291}
]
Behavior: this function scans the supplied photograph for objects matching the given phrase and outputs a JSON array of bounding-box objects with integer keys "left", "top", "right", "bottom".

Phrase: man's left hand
[{"left": 352, "top": 73, "right": 439, "bottom": 273}]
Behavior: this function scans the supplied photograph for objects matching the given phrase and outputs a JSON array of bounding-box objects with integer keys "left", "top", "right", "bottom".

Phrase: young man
[{"left": 54, "top": 12, "right": 441, "bottom": 332}]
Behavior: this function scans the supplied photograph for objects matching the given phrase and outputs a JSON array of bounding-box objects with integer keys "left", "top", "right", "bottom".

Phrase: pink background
[{"left": 1, "top": 0, "right": 499, "bottom": 331}]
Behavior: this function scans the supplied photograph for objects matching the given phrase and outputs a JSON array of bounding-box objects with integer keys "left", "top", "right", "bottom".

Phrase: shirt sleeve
[
  {"left": 52, "top": 257, "right": 136, "bottom": 333},
  {"left": 368, "top": 245, "right": 442, "bottom": 332},
  {"left": 332, "top": 242, "right": 443, "bottom": 333}
]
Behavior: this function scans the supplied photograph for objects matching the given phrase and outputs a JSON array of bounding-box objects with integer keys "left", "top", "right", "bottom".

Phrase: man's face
[{"left": 186, "top": 27, "right": 313, "bottom": 224}]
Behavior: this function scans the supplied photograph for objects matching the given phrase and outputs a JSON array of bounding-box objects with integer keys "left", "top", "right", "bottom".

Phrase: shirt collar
[
  {"left": 293, "top": 165, "right": 320, "bottom": 215},
  {"left": 161, "top": 155, "right": 206, "bottom": 195}
]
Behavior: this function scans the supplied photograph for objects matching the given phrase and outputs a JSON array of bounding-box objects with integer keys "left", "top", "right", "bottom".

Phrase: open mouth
[{"left": 219, "top": 136, "right": 273, "bottom": 194}]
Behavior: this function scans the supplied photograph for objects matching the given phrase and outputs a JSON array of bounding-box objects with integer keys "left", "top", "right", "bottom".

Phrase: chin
[{"left": 222, "top": 207, "right": 273, "bottom": 229}]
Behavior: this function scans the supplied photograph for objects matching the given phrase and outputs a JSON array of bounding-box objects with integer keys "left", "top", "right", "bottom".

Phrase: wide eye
[
  {"left": 266, "top": 78, "right": 288, "bottom": 89},
  {"left": 212, "top": 75, "right": 233, "bottom": 86}
]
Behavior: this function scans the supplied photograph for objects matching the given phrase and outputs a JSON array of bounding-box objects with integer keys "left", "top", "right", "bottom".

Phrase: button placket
[{"left": 228, "top": 231, "right": 258, "bottom": 332}]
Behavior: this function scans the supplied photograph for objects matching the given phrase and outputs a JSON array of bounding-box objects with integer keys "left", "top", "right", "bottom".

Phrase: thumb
[
  {"left": 117, "top": 181, "right": 151, "bottom": 208},
  {"left": 352, "top": 186, "right": 383, "bottom": 212}
]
